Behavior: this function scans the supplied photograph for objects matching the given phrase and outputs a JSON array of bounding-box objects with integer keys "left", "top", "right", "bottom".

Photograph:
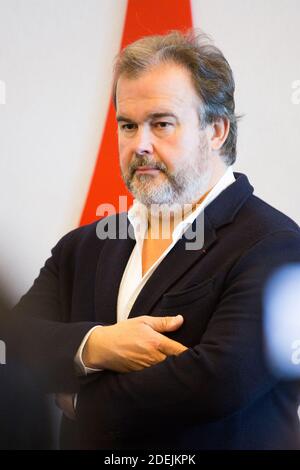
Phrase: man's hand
[{"left": 82, "top": 315, "right": 187, "bottom": 372}]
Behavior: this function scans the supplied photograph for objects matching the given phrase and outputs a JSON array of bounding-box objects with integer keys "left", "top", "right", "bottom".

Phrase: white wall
[
  {"left": 192, "top": 0, "right": 300, "bottom": 220},
  {"left": 0, "top": 0, "right": 127, "bottom": 301},
  {"left": 0, "top": 0, "right": 300, "bottom": 302}
]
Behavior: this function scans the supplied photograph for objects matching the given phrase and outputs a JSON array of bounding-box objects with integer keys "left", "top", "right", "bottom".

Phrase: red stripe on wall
[{"left": 79, "top": 0, "right": 192, "bottom": 226}]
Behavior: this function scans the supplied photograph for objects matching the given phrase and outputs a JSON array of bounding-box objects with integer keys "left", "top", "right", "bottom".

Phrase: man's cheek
[
  {"left": 119, "top": 150, "right": 130, "bottom": 172},
  {"left": 118, "top": 137, "right": 129, "bottom": 157}
]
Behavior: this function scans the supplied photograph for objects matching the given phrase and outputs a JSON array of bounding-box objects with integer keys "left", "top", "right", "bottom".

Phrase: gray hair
[{"left": 113, "top": 30, "right": 239, "bottom": 165}]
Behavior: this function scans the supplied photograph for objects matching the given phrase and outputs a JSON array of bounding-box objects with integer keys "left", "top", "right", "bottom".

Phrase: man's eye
[
  {"left": 121, "top": 123, "right": 136, "bottom": 131},
  {"left": 154, "top": 122, "right": 173, "bottom": 129}
]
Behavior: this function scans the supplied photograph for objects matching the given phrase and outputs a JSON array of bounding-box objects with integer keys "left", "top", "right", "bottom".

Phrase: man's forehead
[
  {"left": 116, "top": 77, "right": 200, "bottom": 120},
  {"left": 116, "top": 63, "right": 198, "bottom": 104},
  {"left": 116, "top": 94, "right": 194, "bottom": 123}
]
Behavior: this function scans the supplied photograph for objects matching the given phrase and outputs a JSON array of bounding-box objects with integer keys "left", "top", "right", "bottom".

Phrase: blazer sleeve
[
  {"left": 75, "top": 230, "right": 300, "bottom": 444},
  {"left": 8, "top": 230, "right": 101, "bottom": 392}
]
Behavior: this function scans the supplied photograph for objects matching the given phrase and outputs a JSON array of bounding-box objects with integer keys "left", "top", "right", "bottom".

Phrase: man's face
[{"left": 116, "top": 62, "right": 216, "bottom": 208}]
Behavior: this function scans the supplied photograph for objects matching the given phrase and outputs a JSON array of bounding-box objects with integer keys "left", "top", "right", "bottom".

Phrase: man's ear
[{"left": 208, "top": 118, "right": 230, "bottom": 151}]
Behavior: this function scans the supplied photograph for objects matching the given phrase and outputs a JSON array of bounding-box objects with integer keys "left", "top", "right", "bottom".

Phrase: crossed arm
[
  {"left": 56, "top": 314, "right": 188, "bottom": 419},
  {"left": 9, "top": 229, "right": 300, "bottom": 446},
  {"left": 64, "top": 231, "right": 300, "bottom": 445}
]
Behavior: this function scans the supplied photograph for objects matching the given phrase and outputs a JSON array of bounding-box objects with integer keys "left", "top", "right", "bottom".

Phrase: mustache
[{"left": 128, "top": 156, "right": 168, "bottom": 176}]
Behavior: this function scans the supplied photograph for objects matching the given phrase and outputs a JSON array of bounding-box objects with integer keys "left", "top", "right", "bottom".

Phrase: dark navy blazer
[{"left": 11, "top": 173, "right": 300, "bottom": 449}]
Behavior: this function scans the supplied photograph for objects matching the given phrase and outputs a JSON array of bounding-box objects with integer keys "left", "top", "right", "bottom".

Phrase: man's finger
[
  {"left": 158, "top": 337, "right": 188, "bottom": 357},
  {"left": 143, "top": 314, "right": 184, "bottom": 333}
]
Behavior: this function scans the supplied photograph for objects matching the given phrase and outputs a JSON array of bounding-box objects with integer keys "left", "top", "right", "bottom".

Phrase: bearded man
[{"left": 10, "top": 31, "right": 300, "bottom": 450}]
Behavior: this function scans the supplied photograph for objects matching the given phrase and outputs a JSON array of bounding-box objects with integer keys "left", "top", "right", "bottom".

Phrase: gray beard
[{"left": 121, "top": 151, "right": 212, "bottom": 209}]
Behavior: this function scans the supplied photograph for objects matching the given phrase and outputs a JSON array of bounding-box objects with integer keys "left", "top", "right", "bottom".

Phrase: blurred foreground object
[
  {"left": 264, "top": 264, "right": 300, "bottom": 378},
  {"left": 0, "top": 289, "right": 54, "bottom": 449}
]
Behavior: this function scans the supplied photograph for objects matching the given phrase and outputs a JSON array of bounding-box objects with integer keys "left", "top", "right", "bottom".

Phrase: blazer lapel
[
  {"left": 94, "top": 173, "right": 254, "bottom": 323},
  {"left": 94, "top": 213, "right": 136, "bottom": 324},
  {"left": 128, "top": 212, "right": 217, "bottom": 318},
  {"left": 128, "top": 173, "right": 254, "bottom": 318}
]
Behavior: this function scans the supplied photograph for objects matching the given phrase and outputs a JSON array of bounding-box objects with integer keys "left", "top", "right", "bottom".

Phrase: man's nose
[{"left": 134, "top": 126, "right": 153, "bottom": 155}]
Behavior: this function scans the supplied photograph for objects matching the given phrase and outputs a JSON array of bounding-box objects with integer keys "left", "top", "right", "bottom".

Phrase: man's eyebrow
[
  {"left": 147, "top": 112, "right": 178, "bottom": 121},
  {"left": 116, "top": 115, "right": 134, "bottom": 123},
  {"left": 116, "top": 112, "right": 178, "bottom": 123}
]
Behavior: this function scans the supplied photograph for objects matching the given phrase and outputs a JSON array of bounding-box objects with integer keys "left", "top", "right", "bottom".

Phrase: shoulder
[
  {"left": 229, "top": 193, "right": 300, "bottom": 252},
  {"left": 51, "top": 213, "right": 128, "bottom": 259},
  {"left": 228, "top": 196, "right": 300, "bottom": 278},
  {"left": 244, "top": 195, "right": 299, "bottom": 233}
]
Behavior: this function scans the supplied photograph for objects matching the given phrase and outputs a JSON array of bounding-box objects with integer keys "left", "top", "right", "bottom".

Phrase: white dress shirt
[{"left": 75, "top": 166, "right": 235, "bottom": 374}]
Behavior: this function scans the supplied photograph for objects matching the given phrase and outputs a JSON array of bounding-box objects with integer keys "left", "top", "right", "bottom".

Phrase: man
[{"left": 10, "top": 30, "right": 300, "bottom": 449}]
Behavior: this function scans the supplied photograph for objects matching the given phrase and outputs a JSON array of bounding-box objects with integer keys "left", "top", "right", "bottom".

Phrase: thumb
[
  {"left": 158, "top": 338, "right": 188, "bottom": 357},
  {"left": 144, "top": 315, "right": 184, "bottom": 333}
]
